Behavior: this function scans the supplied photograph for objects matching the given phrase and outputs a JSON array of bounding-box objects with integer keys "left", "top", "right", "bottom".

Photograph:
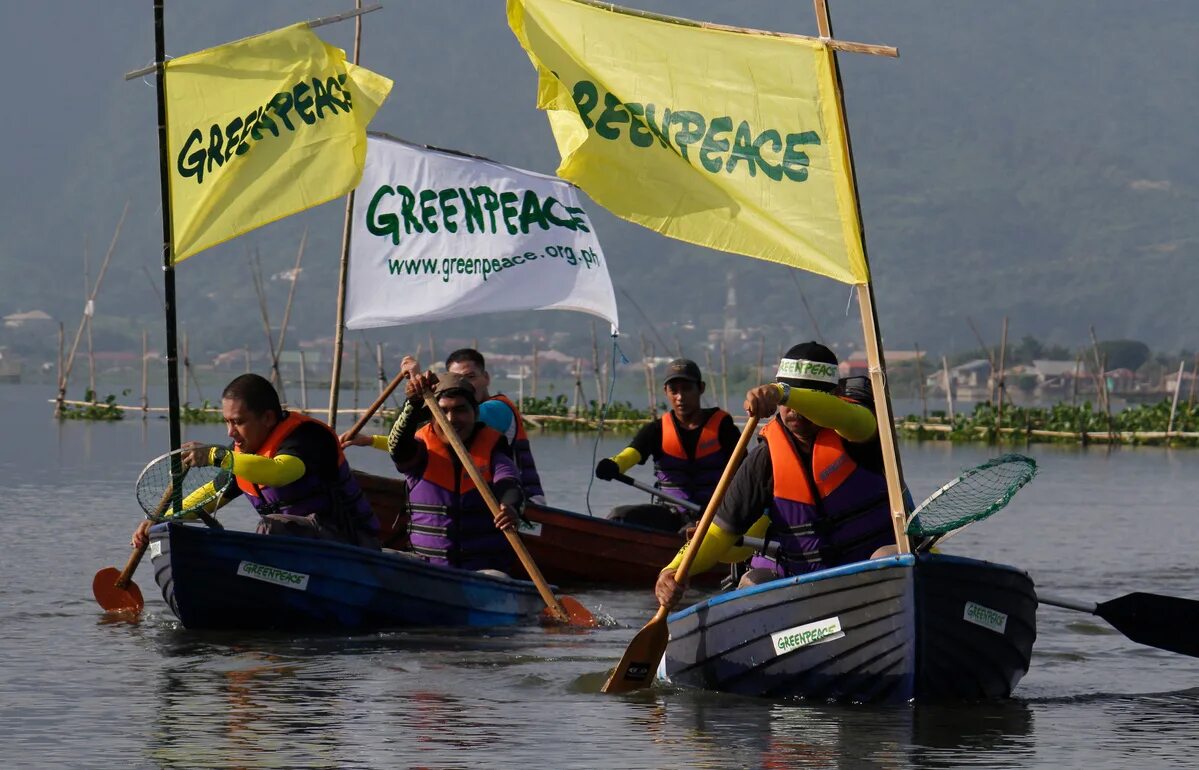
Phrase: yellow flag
[
  {"left": 165, "top": 24, "right": 393, "bottom": 262},
  {"left": 508, "top": 0, "right": 868, "bottom": 285}
]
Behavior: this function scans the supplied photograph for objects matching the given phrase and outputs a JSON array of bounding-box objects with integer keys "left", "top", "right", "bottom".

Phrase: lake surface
[{"left": 3, "top": 383, "right": 1198, "bottom": 769}]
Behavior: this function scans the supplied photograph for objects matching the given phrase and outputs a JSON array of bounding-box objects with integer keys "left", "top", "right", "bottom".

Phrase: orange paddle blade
[
  {"left": 601, "top": 613, "right": 669, "bottom": 693},
  {"left": 540, "top": 595, "right": 597, "bottom": 628},
  {"left": 92, "top": 567, "right": 145, "bottom": 612}
]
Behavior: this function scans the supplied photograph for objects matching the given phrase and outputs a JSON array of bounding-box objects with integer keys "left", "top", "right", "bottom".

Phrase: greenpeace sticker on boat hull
[
  {"left": 963, "top": 601, "right": 1007, "bottom": 634},
  {"left": 237, "top": 561, "right": 310, "bottom": 591},
  {"left": 770, "top": 617, "right": 844, "bottom": 656}
]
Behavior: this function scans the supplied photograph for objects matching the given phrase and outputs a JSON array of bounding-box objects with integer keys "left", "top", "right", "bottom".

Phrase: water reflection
[{"left": 634, "top": 691, "right": 1034, "bottom": 770}]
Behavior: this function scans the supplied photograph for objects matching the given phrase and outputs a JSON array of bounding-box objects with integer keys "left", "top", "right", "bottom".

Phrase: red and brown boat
[{"left": 354, "top": 470, "right": 722, "bottom": 588}]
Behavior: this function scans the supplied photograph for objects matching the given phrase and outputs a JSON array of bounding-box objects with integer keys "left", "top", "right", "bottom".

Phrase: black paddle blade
[{"left": 1097, "top": 592, "right": 1199, "bottom": 658}]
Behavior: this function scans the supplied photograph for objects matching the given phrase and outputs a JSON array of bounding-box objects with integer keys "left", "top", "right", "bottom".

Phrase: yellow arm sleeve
[
  {"left": 371, "top": 434, "right": 389, "bottom": 451},
  {"left": 661, "top": 521, "right": 741, "bottom": 577},
  {"left": 163, "top": 481, "right": 234, "bottom": 520},
  {"left": 718, "top": 515, "right": 770, "bottom": 563},
  {"left": 783, "top": 386, "right": 877, "bottom": 443},
  {"left": 230, "top": 453, "right": 306, "bottom": 487},
  {"left": 611, "top": 447, "right": 642, "bottom": 473}
]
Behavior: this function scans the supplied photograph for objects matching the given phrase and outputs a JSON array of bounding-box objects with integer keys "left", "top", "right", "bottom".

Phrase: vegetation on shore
[{"left": 898, "top": 400, "right": 1199, "bottom": 446}]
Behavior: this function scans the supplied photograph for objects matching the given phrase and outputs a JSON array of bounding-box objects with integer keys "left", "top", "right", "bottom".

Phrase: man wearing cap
[
  {"left": 595, "top": 358, "right": 739, "bottom": 532},
  {"left": 385, "top": 370, "right": 523, "bottom": 574},
  {"left": 654, "top": 342, "right": 897, "bottom": 607}
]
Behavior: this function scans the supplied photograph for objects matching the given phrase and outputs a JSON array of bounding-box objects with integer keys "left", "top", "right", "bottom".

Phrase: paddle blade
[
  {"left": 1097, "top": 592, "right": 1199, "bottom": 658},
  {"left": 540, "top": 595, "right": 597, "bottom": 628},
  {"left": 601, "top": 614, "right": 669, "bottom": 694},
  {"left": 92, "top": 567, "right": 144, "bottom": 613}
]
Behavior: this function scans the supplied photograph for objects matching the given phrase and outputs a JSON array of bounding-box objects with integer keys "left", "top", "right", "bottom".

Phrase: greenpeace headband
[{"left": 775, "top": 358, "right": 839, "bottom": 386}]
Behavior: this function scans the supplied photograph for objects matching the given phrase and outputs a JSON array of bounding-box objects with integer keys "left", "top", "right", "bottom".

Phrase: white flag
[{"left": 346, "top": 134, "right": 619, "bottom": 332}]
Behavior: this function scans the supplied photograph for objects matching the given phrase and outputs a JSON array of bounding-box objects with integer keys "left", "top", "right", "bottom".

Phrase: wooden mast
[
  {"left": 813, "top": 0, "right": 910, "bottom": 553},
  {"left": 325, "top": 0, "right": 365, "bottom": 429}
]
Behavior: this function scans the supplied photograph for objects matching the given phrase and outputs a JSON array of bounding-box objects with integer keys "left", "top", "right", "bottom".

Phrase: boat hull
[
  {"left": 660, "top": 553, "right": 1035, "bottom": 703},
  {"left": 148, "top": 522, "right": 546, "bottom": 631},
  {"left": 356, "top": 470, "right": 720, "bottom": 587}
]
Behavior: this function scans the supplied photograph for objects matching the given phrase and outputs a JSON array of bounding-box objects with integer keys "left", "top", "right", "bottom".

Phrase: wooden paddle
[
  {"left": 341, "top": 369, "right": 411, "bottom": 444},
  {"left": 601, "top": 416, "right": 760, "bottom": 693},
  {"left": 1039, "top": 590, "right": 1199, "bottom": 658},
  {"left": 421, "top": 391, "right": 595, "bottom": 627},
  {"left": 92, "top": 481, "right": 176, "bottom": 612}
]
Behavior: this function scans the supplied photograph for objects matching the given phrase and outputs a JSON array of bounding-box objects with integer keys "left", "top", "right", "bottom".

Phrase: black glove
[{"left": 595, "top": 458, "right": 620, "bottom": 481}]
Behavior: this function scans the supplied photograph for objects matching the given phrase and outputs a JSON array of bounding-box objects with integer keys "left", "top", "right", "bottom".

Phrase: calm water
[{"left": 3, "top": 383, "right": 1198, "bottom": 769}]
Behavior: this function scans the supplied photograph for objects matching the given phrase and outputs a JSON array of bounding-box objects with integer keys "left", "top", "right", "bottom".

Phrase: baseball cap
[
  {"left": 432, "top": 372, "right": 478, "bottom": 407},
  {"left": 663, "top": 358, "right": 702, "bottom": 386}
]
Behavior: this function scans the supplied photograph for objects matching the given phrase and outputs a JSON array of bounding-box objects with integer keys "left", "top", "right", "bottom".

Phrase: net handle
[{"left": 135, "top": 444, "right": 231, "bottom": 529}]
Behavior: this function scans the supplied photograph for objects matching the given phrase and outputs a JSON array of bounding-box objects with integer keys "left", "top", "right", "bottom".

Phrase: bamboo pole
[
  {"left": 940, "top": 355, "right": 955, "bottom": 422},
  {"left": 1071, "top": 354, "right": 1081, "bottom": 407},
  {"left": 572, "top": 357, "right": 584, "bottom": 419},
  {"left": 141, "top": 330, "right": 149, "bottom": 416},
  {"left": 966, "top": 316, "right": 997, "bottom": 403},
  {"left": 352, "top": 340, "right": 360, "bottom": 413},
  {"left": 996, "top": 318, "right": 1008, "bottom": 433},
  {"left": 531, "top": 341, "right": 539, "bottom": 399},
  {"left": 1189, "top": 353, "right": 1198, "bottom": 409},
  {"left": 428, "top": 332, "right": 437, "bottom": 368},
  {"left": 720, "top": 338, "right": 729, "bottom": 413},
  {"left": 375, "top": 343, "right": 386, "bottom": 397},
  {"left": 182, "top": 333, "right": 190, "bottom": 406},
  {"left": 914, "top": 343, "right": 927, "bottom": 422},
  {"left": 325, "top": 0, "right": 364, "bottom": 429},
  {"left": 757, "top": 335, "right": 765, "bottom": 386},
  {"left": 250, "top": 249, "right": 280, "bottom": 395},
  {"left": 299, "top": 350, "right": 309, "bottom": 412},
  {"left": 84, "top": 237, "right": 95, "bottom": 398},
  {"left": 704, "top": 348, "right": 714, "bottom": 409},
  {"left": 55, "top": 322, "right": 64, "bottom": 415},
  {"left": 641, "top": 333, "right": 656, "bottom": 417},
  {"left": 1167, "top": 360, "right": 1185, "bottom": 437},
  {"left": 591, "top": 321, "right": 605, "bottom": 408},
  {"left": 1089, "top": 327, "right": 1116, "bottom": 441},
  {"left": 816, "top": 0, "right": 910, "bottom": 554},
  {"left": 56, "top": 201, "right": 129, "bottom": 411},
  {"left": 273, "top": 227, "right": 308, "bottom": 382}
]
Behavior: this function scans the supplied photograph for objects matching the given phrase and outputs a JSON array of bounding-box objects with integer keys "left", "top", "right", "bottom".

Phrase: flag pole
[
  {"left": 813, "top": 0, "right": 910, "bottom": 553},
  {"left": 326, "top": 0, "right": 364, "bottom": 428},
  {"left": 151, "top": 0, "right": 185, "bottom": 514}
]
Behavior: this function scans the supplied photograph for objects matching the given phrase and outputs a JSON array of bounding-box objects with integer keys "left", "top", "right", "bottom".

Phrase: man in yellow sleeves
[{"left": 654, "top": 343, "right": 895, "bottom": 607}]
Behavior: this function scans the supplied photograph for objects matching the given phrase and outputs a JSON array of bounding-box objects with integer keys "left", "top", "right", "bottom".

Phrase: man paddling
[
  {"left": 594, "top": 358, "right": 739, "bottom": 532},
  {"left": 654, "top": 342, "right": 896, "bottom": 607},
  {"left": 344, "top": 349, "right": 547, "bottom": 505},
  {"left": 386, "top": 371, "right": 523, "bottom": 574},
  {"left": 131, "top": 373, "right": 381, "bottom": 550}
]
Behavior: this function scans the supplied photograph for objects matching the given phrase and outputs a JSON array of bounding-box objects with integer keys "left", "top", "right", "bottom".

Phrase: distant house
[
  {"left": 842, "top": 349, "right": 923, "bottom": 379},
  {"left": 1027, "top": 359, "right": 1080, "bottom": 389},
  {"left": 4, "top": 310, "right": 53, "bottom": 328},
  {"left": 1104, "top": 368, "right": 1138, "bottom": 393}
]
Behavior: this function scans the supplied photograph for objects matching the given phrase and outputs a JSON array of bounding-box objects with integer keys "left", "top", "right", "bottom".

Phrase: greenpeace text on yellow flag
[
  {"left": 507, "top": 0, "right": 868, "bottom": 284},
  {"left": 165, "top": 23, "right": 392, "bottom": 262}
]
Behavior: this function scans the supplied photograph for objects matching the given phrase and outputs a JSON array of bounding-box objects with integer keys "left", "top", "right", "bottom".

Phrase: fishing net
[
  {"left": 135, "top": 445, "right": 235, "bottom": 521},
  {"left": 905, "top": 454, "right": 1037, "bottom": 537}
]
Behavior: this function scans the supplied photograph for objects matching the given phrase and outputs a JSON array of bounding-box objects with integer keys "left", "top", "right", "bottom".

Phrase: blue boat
[
  {"left": 658, "top": 553, "right": 1036, "bottom": 703},
  {"left": 146, "top": 522, "right": 549, "bottom": 631}
]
